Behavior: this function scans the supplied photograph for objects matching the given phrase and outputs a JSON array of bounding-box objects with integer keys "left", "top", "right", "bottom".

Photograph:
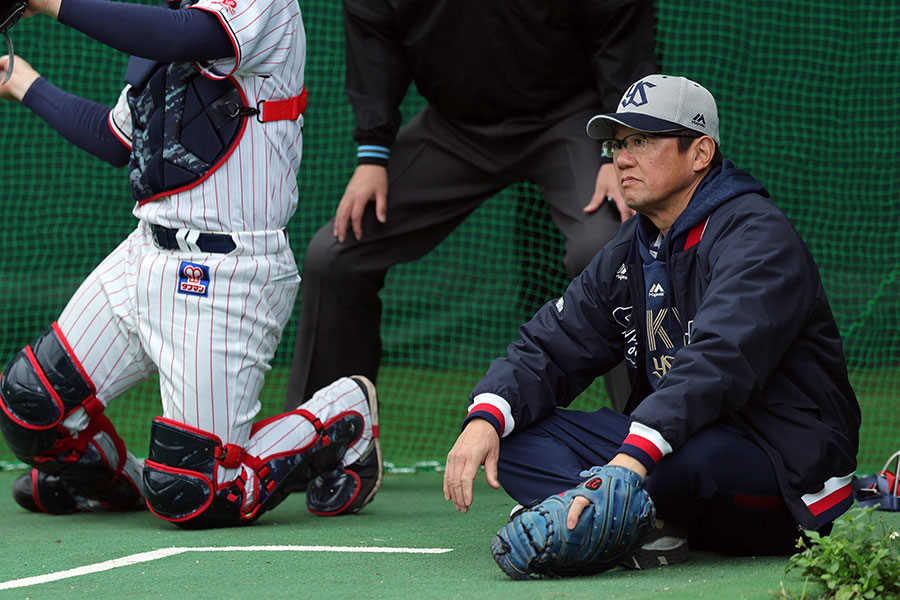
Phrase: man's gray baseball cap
[{"left": 587, "top": 74, "right": 719, "bottom": 144}]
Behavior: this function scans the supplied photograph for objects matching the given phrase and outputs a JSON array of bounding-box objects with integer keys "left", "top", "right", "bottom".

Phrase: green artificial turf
[{"left": 4, "top": 469, "right": 896, "bottom": 599}]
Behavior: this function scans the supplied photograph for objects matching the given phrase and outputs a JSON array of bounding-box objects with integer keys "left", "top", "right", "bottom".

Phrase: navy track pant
[{"left": 497, "top": 408, "right": 802, "bottom": 555}]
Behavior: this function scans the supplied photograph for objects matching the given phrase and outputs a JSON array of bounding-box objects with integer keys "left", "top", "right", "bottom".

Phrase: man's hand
[
  {"left": 443, "top": 419, "right": 500, "bottom": 513},
  {"left": 333, "top": 164, "right": 388, "bottom": 243},
  {"left": 0, "top": 54, "right": 40, "bottom": 101},
  {"left": 584, "top": 162, "right": 634, "bottom": 222},
  {"left": 566, "top": 453, "right": 647, "bottom": 529},
  {"left": 22, "top": 0, "right": 61, "bottom": 19}
]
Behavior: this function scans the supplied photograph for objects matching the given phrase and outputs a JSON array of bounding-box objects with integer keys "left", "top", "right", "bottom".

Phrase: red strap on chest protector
[{"left": 259, "top": 86, "right": 307, "bottom": 122}]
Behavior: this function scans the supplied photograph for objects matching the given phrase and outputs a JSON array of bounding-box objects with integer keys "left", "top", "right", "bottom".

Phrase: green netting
[{"left": 0, "top": 1, "right": 897, "bottom": 473}]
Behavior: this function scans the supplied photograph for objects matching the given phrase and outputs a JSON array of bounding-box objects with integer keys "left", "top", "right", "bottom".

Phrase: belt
[{"left": 151, "top": 224, "right": 237, "bottom": 254}]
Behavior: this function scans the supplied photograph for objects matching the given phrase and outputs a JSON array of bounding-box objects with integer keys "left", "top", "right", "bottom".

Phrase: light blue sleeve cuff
[{"left": 357, "top": 144, "right": 390, "bottom": 166}]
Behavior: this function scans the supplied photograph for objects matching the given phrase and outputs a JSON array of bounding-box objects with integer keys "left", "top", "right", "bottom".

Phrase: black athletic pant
[
  {"left": 497, "top": 408, "right": 802, "bottom": 556},
  {"left": 286, "top": 90, "right": 630, "bottom": 411}
]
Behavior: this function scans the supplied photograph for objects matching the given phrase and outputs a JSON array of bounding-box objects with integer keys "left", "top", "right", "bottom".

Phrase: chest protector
[
  {"left": 125, "top": 55, "right": 246, "bottom": 204},
  {"left": 125, "top": 0, "right": 245, "bottom": 204}
]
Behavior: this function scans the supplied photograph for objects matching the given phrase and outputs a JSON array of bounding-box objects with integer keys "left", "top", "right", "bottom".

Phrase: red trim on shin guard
[
  {"left": 155, "top": 416, "right": 225, "bottom": 443},
  {"left": 30, "top": 469, "right": 48, "bottom": 513},
  {"left": 51, "top": 322, "right": 96, "bottom": 394},
  {"left": 144, "top": 458, "right": 218, "bottom": 523}
]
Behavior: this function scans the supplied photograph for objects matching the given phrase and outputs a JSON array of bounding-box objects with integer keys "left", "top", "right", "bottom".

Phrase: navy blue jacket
[{"left": 465, "top": 161, "right": 861, "bottom": 530}]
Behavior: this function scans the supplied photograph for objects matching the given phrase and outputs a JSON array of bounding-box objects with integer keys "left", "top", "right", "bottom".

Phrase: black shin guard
[
  {"left": 143, "top": 409, "right": 364, "bottom": 528},
  {"left": 0, "top": 327, "right": 94, "bottom": 459},
  {"left": 0, "top": 324, "right": 142, "bottom": 512}
]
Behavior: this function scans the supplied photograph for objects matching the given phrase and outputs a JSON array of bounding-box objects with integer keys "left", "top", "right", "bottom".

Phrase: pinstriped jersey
[{"left": 108, "top": 0, "right": 306, "bottom": 233}]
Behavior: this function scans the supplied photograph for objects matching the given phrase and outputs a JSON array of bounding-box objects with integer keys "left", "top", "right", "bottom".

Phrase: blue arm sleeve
[
  {"left": 21, "top": 77, "right": 130, "bottom": 167},
  {"left": 57, "top": 0, "right": 234, "bottom": 63}
]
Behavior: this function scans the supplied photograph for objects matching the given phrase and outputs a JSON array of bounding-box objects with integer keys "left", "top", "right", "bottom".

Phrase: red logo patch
[{"left": 584, "top": 477, "right": 603, "bottom": 490}]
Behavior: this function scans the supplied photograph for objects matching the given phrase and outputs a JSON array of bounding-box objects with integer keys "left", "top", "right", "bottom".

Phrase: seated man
[{"left": 443, "top": 74, "right": 861, "bottom": 571}]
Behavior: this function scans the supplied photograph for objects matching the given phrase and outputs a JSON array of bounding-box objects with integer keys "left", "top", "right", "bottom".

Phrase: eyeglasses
[{"left": 600, "top": 133, "right": 698, "bottom": 159}]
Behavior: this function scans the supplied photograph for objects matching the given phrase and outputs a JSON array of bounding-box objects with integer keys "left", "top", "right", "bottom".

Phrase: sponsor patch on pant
[{"left": 178, "top": 261, "right": 210, "bottom": 297}]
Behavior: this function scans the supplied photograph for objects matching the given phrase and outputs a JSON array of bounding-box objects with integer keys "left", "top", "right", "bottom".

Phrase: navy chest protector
[{"left": 125, "top": 57, "right": 247, "bottom": 204}]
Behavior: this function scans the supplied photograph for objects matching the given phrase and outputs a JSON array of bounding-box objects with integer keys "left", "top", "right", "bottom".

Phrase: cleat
[
  {"left": 306, "top": 376, "right": 383, "bottom": 515},
  {"left": 507, "top": 503, "right": 527, "bottom": 521},
  {"left": 622, "top": 519, "right": 690, "bottom": 569},
  {"left": 12, "top": 469, "right": 102, "bottom": 514}
]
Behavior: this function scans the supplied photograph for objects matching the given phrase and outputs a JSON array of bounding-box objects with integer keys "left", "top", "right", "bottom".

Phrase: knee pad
[
  {"left": 0, "top": 324, "right": 141, "bottom": 509},
  {"left": 144, "top": 410, "right": 364, "bottom": 529},
  {"left": 142, "top": 419, "right": 246, "bottom": 528},
  {"left": 0, "top": 325, "right": 94, "bottom": 459}
]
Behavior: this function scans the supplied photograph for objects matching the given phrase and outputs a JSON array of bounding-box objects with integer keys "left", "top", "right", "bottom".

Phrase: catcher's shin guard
[
  {"left": 306, "top": 376, "right": 382, "bottom": 516},
  {"left": 0, "top": 324, "right": 143, "bottom": 513},
  {"left": 143, "top": 407, "right": 366, "bottom": 528}
]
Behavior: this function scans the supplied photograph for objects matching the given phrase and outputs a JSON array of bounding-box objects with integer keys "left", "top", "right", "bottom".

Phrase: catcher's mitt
[
  {"left": 491, "top": 465, "right": 656, "bottom": 580},
  {"left": 1, "top": 0, "right": 27, "bottom": 84}
]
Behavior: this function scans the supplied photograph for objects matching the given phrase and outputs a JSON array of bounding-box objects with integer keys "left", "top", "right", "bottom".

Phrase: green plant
[{"left": 777, "top": 507, "right": 900, "bottom": 599}]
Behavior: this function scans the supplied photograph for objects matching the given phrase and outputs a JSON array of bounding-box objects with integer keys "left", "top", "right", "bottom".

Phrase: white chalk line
[{"left": 0, "top": 545, "right": 454, "bottom": 590}]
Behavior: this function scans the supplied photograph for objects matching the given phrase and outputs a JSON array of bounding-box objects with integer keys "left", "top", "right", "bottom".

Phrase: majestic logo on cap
[
  {"left": 691, "top": 113, "right": 707, "bottom": 128},
  {"left": 622, "top": 81, "right": 656, "bottom": 108}
]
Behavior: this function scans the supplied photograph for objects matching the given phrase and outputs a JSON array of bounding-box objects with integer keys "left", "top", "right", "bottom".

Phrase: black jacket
[
  {"left": 466, "top": 161, "right": 861, "bottom": 530},
  {"left": 343, "top": 0, "right": 657, "bottom": 148}
]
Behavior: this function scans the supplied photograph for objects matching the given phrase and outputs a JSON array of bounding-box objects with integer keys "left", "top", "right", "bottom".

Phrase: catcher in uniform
[
  {"left": 443, "top": 75, "right": 861, "bottom": 578},
  {"left": 0, "top": 0, "right": 380, "bottom": 527}
]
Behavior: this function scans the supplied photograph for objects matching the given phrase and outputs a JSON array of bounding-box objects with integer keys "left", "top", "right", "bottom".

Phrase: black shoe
[
  {"left": 306, "top": 376, "right": 383, "bottom": 515},
  {"left": 507, "top": 503, "right": 527, "bottom": 521},
  {"left": 623, "top": 520, "right": 690, "bottom": 569},
  {"left": 12, "top": 469, "right": 98, "bottom": 514},
  {"left": 13, "top": 467, "right": 143, "bottom": 514}
]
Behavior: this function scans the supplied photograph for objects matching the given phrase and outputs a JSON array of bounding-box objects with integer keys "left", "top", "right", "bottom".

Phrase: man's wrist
[
  {"left": 461, "top": 412, "right": 502, "bottom": 438},
  {"left": 30, "top": 0, "right": 63, "bottom": 19},
  {"left": 607, "top": 453, "right": 648, "bottom": 480},
  {"left": 462, "top": 417, "right": 501, "bottom": 444},
  {"left": 11, "top": 73, "right": 41, "bottom": 102}
]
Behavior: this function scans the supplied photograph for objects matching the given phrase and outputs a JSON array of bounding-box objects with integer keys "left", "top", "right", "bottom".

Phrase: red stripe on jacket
[{"left": 622, "top": 433, "right": 663, "bottom": 463}]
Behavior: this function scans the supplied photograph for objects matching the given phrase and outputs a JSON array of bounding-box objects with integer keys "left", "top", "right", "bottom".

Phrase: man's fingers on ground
[
  {"left": 457, "top": 457, "right": 484, "bottom": 508},
  {"left": 442, "top": 459, "right": 456, "bottom": 501}
]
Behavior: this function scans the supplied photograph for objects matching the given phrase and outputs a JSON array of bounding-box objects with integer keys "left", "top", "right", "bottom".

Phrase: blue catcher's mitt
[{"left": 491, "top": 465, "right": 656, "bottom": 579}]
